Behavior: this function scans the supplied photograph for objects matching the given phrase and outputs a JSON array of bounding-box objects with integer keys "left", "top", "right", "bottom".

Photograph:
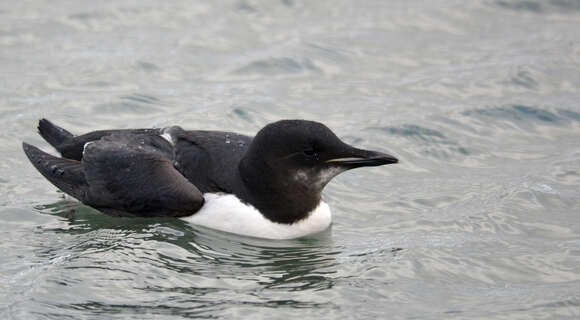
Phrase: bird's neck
[{"left": 237, "top": 157, "right": 321, "bottom": 224}]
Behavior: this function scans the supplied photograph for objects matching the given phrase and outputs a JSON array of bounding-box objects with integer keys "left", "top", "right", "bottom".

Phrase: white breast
[
  {"left": 180, "top": 193, "right": 332, "bottom": 239},
  {"left": 159, "top": 130, "right": 174, "bottom": 146}
]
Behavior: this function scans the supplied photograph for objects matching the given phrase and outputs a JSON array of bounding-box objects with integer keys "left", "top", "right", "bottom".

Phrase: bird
[{"left": 23, "top": 119, "right": 398, "bottom": 239}]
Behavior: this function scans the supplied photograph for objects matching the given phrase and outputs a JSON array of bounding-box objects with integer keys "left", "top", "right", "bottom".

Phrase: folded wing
[{"left": 23, "top": 133, "right": 204, "bottom": 217}]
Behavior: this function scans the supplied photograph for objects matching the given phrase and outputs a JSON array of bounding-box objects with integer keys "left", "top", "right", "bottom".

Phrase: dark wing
[
  {"left": 38, "top": 119, "right": 74, "bottom": 150},
  {"left": 24, "top": 134, "right": 204, "bottom": 217},
  {"left": 81, "top": 134, "right": 204, "bottom": 217},
  {"left": 23, "top": 142, "right": 89, "bottom": 201},
  {"left": 172, "top": 130, "right": 252, "bottom": 193},
  {"left": 37, "top": 118, "right": 161, "bottom": 161}
]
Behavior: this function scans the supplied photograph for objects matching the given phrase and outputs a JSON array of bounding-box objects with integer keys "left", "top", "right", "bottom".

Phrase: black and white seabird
[{"left": 23, "top": 119, "right": 398, "bottom": 239}]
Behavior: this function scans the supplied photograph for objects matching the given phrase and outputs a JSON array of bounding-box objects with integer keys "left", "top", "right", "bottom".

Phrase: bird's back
[{"left": 166, "top": 128, "right": 253, "bottom": 195}]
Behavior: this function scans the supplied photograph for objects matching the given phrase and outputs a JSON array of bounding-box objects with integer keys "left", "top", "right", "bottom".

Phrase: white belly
[{"left": 180, "top": 193, "right": 332, "bottom": 239}]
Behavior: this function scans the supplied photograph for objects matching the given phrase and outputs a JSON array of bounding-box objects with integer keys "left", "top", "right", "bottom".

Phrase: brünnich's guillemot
[{"left": 23, "top": 119, "right": 398, "bottom": 239}]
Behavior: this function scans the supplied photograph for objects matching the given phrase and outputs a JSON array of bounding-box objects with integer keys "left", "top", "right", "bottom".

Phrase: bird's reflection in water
[
  {"left": 31, "top": 200, "right": 404, "bottom": 315},
  {"left": 35, "top": 200, "right": 340, "bottom": 290}
]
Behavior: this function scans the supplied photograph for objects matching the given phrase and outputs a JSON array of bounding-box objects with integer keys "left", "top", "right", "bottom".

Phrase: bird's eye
[
  {"left": 304, "top": 148, "right": 315, "bottom": 156},
  {"left": 303, "top": 148, "right": 319, "bottom": 160}
]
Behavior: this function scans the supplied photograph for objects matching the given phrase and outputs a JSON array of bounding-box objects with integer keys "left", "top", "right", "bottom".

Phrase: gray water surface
[{"left": 2, "top": 1, "right": 580, "bottom": 319}]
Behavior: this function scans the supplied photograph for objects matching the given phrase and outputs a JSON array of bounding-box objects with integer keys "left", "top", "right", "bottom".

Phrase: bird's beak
[{"left": 326, "top": 148, "right": 398, "bottom": 168}]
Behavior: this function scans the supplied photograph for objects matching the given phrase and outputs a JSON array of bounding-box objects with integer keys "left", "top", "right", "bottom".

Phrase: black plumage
[{"left": 24, "top": 119, "right": 398, "bottom": 224}]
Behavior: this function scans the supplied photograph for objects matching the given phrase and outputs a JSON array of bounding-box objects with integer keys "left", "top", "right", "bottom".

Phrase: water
[{"left": 2, "top": 0, "right": 580, "bottom": 319}]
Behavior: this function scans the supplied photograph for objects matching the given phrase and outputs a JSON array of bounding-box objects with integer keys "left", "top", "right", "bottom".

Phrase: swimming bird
[{"left": 23, "top": 119, "right": 398, "bottom": 239}]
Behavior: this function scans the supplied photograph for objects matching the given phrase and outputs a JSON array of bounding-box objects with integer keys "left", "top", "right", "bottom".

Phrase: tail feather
[
  {"left": 23, "top": 142, "right": 88, "bottom": 201},
  {"left": 38, "top": 119, "right": 74, "bottom": 150}
]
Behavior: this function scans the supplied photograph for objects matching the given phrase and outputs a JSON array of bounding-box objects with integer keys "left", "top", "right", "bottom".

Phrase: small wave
[
  {"left": 461, "top": 105, "right": 580, "bottom": 128},
  {"left": 230, "top": 107, "right": 254, "bottom": 122},
  {"left": 371, "top": 124, "right": 472, "bottom": 160},
  {"left": 133, "top": 61, "right": 160, "bottom": 72},
  {"left": 509, "top": 67, "right": 539, "bottom": 90},
  {"left": 93, "top": 94, "right": 163, "bottom": 115},
  {"left": 379, "top": 125, "right": 446, "bottom": 142},
  {"left": 119, "top": 94, "right": 160, "bottom": 104},
  {"left": 494, "top": 0, "right": 580, "bottom": 13},
  {"left": 233, "top": 57, "right": 321, "bottom": 76}
]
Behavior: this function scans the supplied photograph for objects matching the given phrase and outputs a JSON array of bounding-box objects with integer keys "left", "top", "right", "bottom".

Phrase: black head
[{"left": 239, "top": 120, "right": 398, "bottom": 223}]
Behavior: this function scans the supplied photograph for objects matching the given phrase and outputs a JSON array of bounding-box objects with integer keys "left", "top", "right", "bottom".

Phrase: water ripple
[
  {"left": 92, "top": 94, "right": 163, "bottom": 115},
  {"left": 233, "top": 57, "right": 321, "bottom": 77},
  {"left": 4, "top": 1, "right": 580, "bottom": 318},
  {"left": 494, "top": 0, "right": 580, "bottom": 13},
  {"left": 370, "top": 124, "right": 472, "bottom": 160},
  {"left": 461, "top": 105, "right": 580, "bottom": 128}
]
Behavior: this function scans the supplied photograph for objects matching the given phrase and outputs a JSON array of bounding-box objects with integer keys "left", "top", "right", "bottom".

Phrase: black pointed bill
[{"left": 325, "top": 151, "right": 398, "bottom": 167}]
